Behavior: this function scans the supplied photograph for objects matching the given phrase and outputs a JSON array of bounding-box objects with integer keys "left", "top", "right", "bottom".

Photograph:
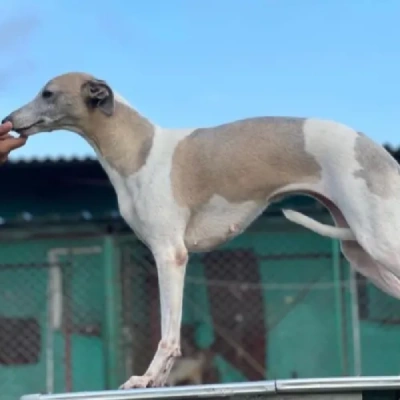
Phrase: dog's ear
[{"left": 81, "top": 79, "right": 114, "bottom": 116}]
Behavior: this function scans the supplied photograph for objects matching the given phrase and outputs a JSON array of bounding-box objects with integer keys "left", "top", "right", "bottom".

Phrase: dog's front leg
[{"left": 120, "top": 245, "right": 188, "bottom": 389}]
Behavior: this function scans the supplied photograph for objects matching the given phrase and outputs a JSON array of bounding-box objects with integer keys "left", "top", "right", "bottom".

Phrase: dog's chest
[
  {"left": 115, "top": 177, "right": 156, "bottom": 243},
  {"left": 114, "top": 165, "right": 184, "bottom": 247},
  {"left": 184, "top": 195, "right": 267, "bottom": 252},
  {"left": 97, "top": 161, "right": 149, "bottom": 242}
]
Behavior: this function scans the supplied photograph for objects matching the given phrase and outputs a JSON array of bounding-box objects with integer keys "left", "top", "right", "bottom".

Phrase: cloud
[
  {"left": 0, "top": 12, "right": 40, "bottom": 91},
  {"left": 0, "top": 14, "right": 39, "bottom": 51}
]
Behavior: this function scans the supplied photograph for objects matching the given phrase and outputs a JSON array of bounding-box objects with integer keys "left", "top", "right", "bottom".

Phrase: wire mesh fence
[
  {"left": 115, "top": 229, "right": 400, "bottom": 387},
  {"left": 0, "top": 261, "right": 48, "bottom": 400},
  {"left": 0, "top": 239, "right": 105, "bottom": 400},
  {"left": 1, "top": 226, "right": 400, "bottom": 400}
]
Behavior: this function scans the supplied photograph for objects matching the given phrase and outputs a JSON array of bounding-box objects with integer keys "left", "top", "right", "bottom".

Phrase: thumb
[{"left": 0, "top": 122, "right": 12, "bottom": 137}]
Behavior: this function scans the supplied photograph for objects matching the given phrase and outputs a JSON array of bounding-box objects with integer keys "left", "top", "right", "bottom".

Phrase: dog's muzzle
[{"left": 1, "top": 115, "right": 12, "bottom": 125}]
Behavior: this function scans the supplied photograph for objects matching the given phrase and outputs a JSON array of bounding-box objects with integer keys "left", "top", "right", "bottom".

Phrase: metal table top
[{"left": 21, "top": 376, "right": 400, "bottom": 400}]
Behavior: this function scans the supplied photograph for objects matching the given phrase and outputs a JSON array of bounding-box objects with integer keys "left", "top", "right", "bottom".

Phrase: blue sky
[{"left": 1, "top": 0, "right": 400, "bottom": 160}]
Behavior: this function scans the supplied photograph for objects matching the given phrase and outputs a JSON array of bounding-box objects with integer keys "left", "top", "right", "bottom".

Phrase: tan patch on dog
[
  {"left": 354, "top": 133, "right": 400, "bottom": 197},
  {"left": 171, "top": 117, "right": 322, "bottom": 208},
  {"left": 45, "top": 73, "right": 154, "bottom": 177},
  {"left": 85, "top": 104, "right": 154, "bottom": 176}
]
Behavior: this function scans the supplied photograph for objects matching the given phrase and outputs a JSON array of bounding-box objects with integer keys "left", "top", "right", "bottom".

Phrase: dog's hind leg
[
  {"left": 309, "top": 194, "right": 400, "bottom": 298},
  {"left": 341, "top": 239, "right": 400, "bottom": 299},
  {"left": 336, "top": 191, "right": 400, "bottom": 289}
]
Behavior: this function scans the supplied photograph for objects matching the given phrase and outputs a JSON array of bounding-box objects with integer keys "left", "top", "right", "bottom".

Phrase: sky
[{"left": 1, "top": 0, "right": 400, "bottom": 160}]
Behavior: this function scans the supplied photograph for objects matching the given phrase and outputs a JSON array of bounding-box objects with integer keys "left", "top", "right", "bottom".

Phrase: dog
[{"left": 4, "top": 72, "right": 400, "bottom": 389}]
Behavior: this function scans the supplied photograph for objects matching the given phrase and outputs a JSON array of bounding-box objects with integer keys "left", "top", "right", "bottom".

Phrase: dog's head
[{"left": 2, "top": 72, "right": 115, "bottom": 137}]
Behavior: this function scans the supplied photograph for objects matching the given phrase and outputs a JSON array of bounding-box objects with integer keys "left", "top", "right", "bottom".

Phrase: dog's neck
[{"left": 79, "top": 99, "right": 155, "bottom": 177}]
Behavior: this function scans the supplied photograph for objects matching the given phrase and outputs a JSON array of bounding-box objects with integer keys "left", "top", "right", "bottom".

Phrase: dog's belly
[{"left": 184, "top": 195, "right": 267, "bottom": 252}]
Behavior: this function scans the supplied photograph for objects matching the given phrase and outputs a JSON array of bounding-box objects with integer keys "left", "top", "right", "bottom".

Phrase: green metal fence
[
  {"left": 114, "top": 217, "right": 400, "bottom": 387},
  {"left": 1, "top": 216, "right": 400, "bottom": 400},
  {"left": 0, "top": 236, "right": 108, "bottom": 400}
]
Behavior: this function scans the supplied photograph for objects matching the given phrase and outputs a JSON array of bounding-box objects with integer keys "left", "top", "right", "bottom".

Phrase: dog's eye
[{"left": 42, "top": 90, "right": 53, "bottom": 99}]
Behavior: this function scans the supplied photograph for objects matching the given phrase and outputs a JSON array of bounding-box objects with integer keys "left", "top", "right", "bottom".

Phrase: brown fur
[
  {"left": 171, "top": 117, "right": 322, "bottom": 208},
  {"left": 42, "top": 73, "right": 154, "bottom": 176},
  {"left": 87, "top": 105, "right": 154, "bottom": 177}
]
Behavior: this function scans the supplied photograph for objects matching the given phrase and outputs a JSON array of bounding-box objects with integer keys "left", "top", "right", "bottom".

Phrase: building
[{"left": 0, "top": 152, "right": 400, "bottom": 400}]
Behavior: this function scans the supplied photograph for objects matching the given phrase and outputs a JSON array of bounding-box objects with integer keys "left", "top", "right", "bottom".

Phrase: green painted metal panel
[{"left": 0, "top": 238, "right": 108, "bottom": 399}]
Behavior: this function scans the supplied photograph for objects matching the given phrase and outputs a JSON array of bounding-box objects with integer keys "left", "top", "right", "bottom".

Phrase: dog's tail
[{"left": 282, "top": 209, "right": 356, "bottom": 241}]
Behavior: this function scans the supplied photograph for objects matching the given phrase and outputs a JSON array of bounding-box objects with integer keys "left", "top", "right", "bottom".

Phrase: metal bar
[
  {"left": 47, "top": 246, "right": 103, "bottom": 392},
  {"left": 64, "top": 251, "right": 73, "bottom": 392},
  {"left": 46, "top": 265, "right": 56, "bottom": 394},
  {"left": 258, "top": 253, "right": 332, "bottom": 261},
  {"left": 21, "top": 381, "right": 276, "bottom": 400},
  {"left": 276, "top": 376, "right": 400, "bottom": 392},
  {"left": 20, "top": 377, "right": 400, "bottom": 400},
  {"left": 349, "top": 268, "right": 362, "bottom": 376},
  {"left": 103, "top": 235, "right": 122, "bottom": 389},
  {"left": 47, "top": 249, "right": 64, "bottom": 393},
  {"left": 332, "top": 239, "right": 346, "bottom": 375}
]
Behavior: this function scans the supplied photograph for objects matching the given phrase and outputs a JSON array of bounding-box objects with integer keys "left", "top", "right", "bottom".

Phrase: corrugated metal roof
[
  {"left": 7, "top": 143, "right": 400, "bottom": 165},
  {"left": 7, "top": 154, "right": 98, "bottom": 166},
  {"left": 0, "top": 210, "right": 123, "bottom": 227}
]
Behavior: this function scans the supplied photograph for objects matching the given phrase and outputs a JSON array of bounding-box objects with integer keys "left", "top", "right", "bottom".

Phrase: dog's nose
[{"left": 1, "top": 115, "right": 12, "bottom": 125}]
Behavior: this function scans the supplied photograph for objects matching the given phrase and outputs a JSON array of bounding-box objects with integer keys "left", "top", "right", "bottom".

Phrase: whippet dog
[{"left": 4, "top": 72, "right": 400, "bottom": 389}]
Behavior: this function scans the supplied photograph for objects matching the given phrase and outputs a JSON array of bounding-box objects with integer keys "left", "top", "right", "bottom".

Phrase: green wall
[
  {"left": 0, "top": 237, "right": 106, "bottom": 400},
  {"left": 182, "top": 219, "right": 400, "bottom": 381},
  {"left": 1, "top": 219, "right": 400, "bottom": 400}
]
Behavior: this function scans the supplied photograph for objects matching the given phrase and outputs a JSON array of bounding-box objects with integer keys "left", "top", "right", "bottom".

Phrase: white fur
[
  {"left": 303, "top": 119, "right": 368, "bottom": 230},
  {"left": 303, "top": 119, "right": 400, "bottom": 270}
]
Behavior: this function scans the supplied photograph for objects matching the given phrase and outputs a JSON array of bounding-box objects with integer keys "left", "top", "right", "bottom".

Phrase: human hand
[{"left": 0, "top": 121, "right": 27, "bottom": 164}]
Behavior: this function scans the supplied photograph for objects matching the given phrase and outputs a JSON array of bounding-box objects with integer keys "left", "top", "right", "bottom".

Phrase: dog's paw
[{"left": 119, "top": 375, "right": 159, "bottom": 389}]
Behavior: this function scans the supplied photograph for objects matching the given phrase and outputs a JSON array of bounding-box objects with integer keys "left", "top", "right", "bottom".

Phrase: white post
[{"left": 349, "top": 267, "right": 362, "bottom": 376}]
